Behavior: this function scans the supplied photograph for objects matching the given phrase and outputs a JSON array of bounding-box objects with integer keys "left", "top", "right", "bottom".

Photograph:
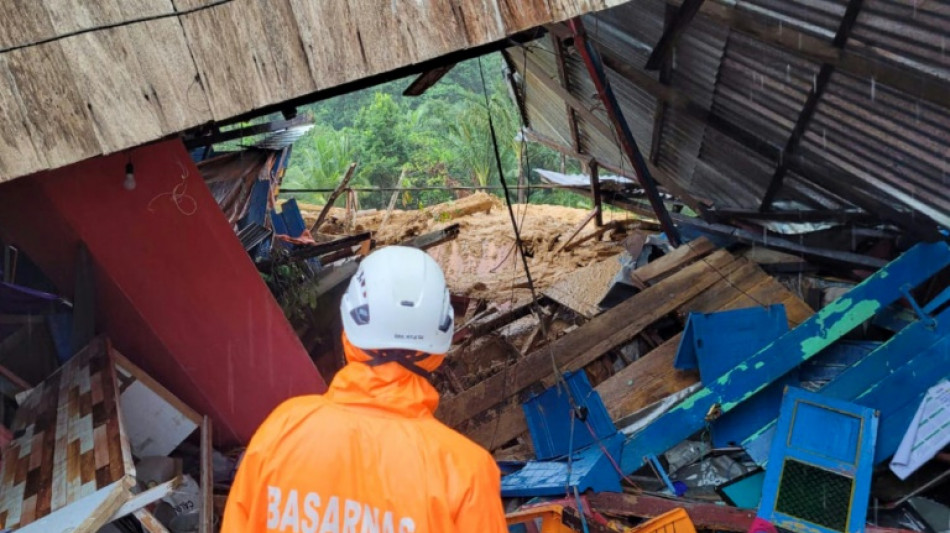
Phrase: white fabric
[{"left": 890, "top": 380, "right": 950, "bottom": 480}]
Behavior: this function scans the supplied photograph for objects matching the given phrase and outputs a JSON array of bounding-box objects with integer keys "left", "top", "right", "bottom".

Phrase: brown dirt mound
[{"left": 296, "top": 193, "right": 646, "bottom": 301}]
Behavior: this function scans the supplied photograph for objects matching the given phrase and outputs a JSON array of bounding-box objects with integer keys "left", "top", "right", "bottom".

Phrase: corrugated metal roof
[{"left": 505, "top": 0, "right": 950, "bottom": 237}]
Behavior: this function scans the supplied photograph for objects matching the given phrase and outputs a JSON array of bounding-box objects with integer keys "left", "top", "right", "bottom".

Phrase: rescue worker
[{"left": 222, "top": 246, "right": 508, "bottom": 533}]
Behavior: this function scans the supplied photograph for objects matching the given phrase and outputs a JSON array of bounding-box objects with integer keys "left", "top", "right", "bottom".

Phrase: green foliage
[
  {"left": 282, "top": 124, "right": 358, "bottom": 205},
  {"left": 284, "top": 53, "right": 594, "bottom": 209}
]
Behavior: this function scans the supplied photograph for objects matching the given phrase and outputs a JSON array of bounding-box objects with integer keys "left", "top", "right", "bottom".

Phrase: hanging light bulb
[{"left": 124, "top": 161, "right": 136, "bottom": 191}]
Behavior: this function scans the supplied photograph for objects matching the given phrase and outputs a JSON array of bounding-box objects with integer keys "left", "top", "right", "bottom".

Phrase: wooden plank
[
  {"left": 247, "top": 0, "right": 317, "bottom": 101},
  {"left": 199, "top": 416, "right": 213, "bottom": 533},
  {"left": 287, "top": 0, "right": 369, "bottom": 90},
  {"left": 469, "top": 253, "right": 814, "bottom": 447},
  {"left": 58, "top": 29, "right": 160, "bottom": 152},
  {"left": 629, "top": 237, "right": 715, "bottom": 285},
  {"left": 0, "top": 56, "right": 45, "bottom": 180},
  {"left": 462, "top": 399, "right": 528, "bottom": 450},
  {"left": 437, "top": 249, "right": 737, "bottom": 427},
  {"left": 108, "top": 477, "right": 180, "bottom": 521},
  {"left": 113, "top": 350, "right": 202, "bottom": 425},
  {"left": 134, "top": 508, "right": 172, "bottom": 533},
  {"left": 3, "top": 44, "right": 101, "bottom": 173},
  {"left": 173, "top": 1, "right": 275, "bottom": 119},
  {"left": 121, "top": 17, "right": 212, "bottom": 134},
  {"left": 588, "top": 492, "right": 756, "bottom": 532},
  {"left": 310, "top": 162, "right": 358, "bottom": 234},
  {"left": 544, "top": 256, "right": 622, "bottom": 318},
  {"left": 348, "top": 0, "right": 469, "bottom": 75},
  {"left": 597, "top": 335, "right": 695, "bottom": 420}
]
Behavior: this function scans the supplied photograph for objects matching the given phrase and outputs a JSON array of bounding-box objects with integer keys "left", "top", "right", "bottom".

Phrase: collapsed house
[{"left": 0, "top": 0, "right": 948, "bottom": 532}]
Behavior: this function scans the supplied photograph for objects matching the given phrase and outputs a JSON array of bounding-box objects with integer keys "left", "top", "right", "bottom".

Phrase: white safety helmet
[{"left": 340, "top": 246, "right": 454, "bottom": 354}]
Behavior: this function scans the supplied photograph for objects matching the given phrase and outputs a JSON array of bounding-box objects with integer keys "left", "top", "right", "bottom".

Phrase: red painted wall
[{"left": 0, "top": 140, "right": 326, "bottom": 446}]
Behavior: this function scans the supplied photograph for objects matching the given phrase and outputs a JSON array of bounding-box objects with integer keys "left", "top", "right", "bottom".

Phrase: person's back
[{"left": 222, "top": 247, "right": 508, "bottom": 532}]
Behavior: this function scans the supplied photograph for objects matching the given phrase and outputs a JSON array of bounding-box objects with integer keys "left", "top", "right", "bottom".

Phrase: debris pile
[
  {"left": 299, "top": 192, "right": 653, "bottom": 300},
  {"left": 439, "top": 237, "right": 950, "bottom": 533}
]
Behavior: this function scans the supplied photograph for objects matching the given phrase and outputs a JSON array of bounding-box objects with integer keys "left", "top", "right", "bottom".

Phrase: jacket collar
[{"left": 324, "top": 336, "right": 441, "bottom": 418}]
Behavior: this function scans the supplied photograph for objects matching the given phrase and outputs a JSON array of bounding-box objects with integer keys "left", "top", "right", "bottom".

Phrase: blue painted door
[{"left": 758, "top": 387, "right": 878, "bottom": 533}]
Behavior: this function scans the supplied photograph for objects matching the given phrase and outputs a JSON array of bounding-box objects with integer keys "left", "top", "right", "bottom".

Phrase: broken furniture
[
  {"left": 501, "top": 371, "right": 625, "bottom": 497},
  {"left": 757, "top": 388, "right": 879, "bottom": 533},
  {"left": 438, "top": 237, "right": 814, "bottom": 457},
  {"left": 0, "top": 337, "right": 214, "bottom": 533}
]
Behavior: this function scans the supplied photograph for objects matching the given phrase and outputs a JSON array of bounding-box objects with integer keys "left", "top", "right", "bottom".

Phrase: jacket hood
[{"left": 324, "top": 333, "right": 445, "bottom": 418}]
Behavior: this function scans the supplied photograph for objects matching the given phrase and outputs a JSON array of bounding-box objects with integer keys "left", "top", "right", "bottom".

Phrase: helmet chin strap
[{"left": 363, "top": 349, "right": 433, "bottom": 380}]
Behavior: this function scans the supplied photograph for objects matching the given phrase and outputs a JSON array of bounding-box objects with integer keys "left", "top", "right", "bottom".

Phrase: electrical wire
[
  {"left": 0, "top": 0, "right": 238, "bottom": 55},
  {"left": 480, "top": 54, "right": 533, "bottom": 451}
]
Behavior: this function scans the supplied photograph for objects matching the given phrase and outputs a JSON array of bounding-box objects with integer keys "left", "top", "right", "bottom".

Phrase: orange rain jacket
[{"left": 222, "top": 335, "right": 508, "bottom": 533}]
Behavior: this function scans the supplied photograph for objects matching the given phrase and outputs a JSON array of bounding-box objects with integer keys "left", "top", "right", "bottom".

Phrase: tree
[{"left": 282, "top": 124, "right": 357, "bottom": 204}]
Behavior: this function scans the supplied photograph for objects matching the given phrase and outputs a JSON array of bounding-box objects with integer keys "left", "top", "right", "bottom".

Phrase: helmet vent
[
  {"left": 400, "top": 300, "right": 416, "bottom": 307},
  {"left": 438, "top": 314, "right": 452, "bottom": 333},
  {"left": 350, "top": 304, "right": 370, "bottom": 325}
]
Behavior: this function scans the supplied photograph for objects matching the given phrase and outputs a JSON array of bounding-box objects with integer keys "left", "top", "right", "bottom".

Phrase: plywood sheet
[
  {"left": 123, "top": 18, "right": 213, "bottom": 133},
  {"left": 59, "top": 28, "right": 165, "bottom": 154},
  {"left": 0, "top": 337, "right": 134, "bottom": 529},
  {"left": 249, "top": 0, "right": 317, "bottom": 102},
  {"left": 288, "top": 0, "right": 370, "bottom": 89},
  {"left": 175, "top": 4, "right": 274, "bottom": 119},
  {"left": 0, "top": 2, "right": 56, "bottom": 49},
  {"left": 0, "top": 57, "right": 45, "bottom": 180},
  {"left": 543, "top": 256, "right": 623, "bottom": 318},
  {"left": 4, "top": 44, "right": 101, "bottom": 171}
]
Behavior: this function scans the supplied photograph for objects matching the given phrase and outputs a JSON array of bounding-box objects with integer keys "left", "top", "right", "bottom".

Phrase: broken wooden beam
[
  {"left": 437, "top": 249, "right": 738, "bottom": 428},
  {"left": 401, "top": 223, "right": 461, "bottom": 250},
  {"left": 451, "top": 297, "right": 551, "bottom": 345},
  {"left": 459, "top": 249, "right": 813, "bottom": 449},
  {"left": 554, "top": 207, "right": 600, "bottom": 253},
  {"left": 309, "top": 162, "right": 358, "bottom": 234},
  {"left": 588, "top": 492, "right": 756, "bottom": 532}
]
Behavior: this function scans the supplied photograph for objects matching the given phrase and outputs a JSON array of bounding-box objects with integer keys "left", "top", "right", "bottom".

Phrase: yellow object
[
  {"left": 505, "top": 504, "right": 578, "bottom": 533},
  {"left": 624, "top": 508, "right": 697, "bottom": 533}
]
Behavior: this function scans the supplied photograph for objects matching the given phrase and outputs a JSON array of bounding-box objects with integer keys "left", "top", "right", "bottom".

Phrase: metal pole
[{"left": 569, "top": 17, "right": 683, "bottom": 247}]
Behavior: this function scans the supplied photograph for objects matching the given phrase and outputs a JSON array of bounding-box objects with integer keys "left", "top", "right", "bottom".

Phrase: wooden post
[
  {"left": 200, "top": 416, "right": 213, "bottom": 533},
  {"left": 309, "top": 162, "right": 357, "bottom": 234},
  {"left": 378, "top": 167, "right": 408, "bottom": 234},
  {"left": 589, "top": 162, "right": 603, "bottom": 227}
]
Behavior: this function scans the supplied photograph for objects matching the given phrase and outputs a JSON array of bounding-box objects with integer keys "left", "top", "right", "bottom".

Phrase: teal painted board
[
  {"left": 742, "top": 303, "right": 950, "bottom": 465},
  {"left": 855, "top": 336, "right": 950, "bottom": 463},
  {"left": 758, "top": 388, "right": 878, "bottom": 533},
  {"left": 620, "top": 242, "right": 950, "bottom": 473},
  {"left": 718, "top": 470, "right": 766, "bottom": 509}
]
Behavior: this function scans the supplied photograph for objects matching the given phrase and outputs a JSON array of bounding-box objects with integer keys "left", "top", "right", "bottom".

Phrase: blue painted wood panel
[
  {"left": 758, "top": 388, "right": 878, "bottom": 533},
  {"left": 620, "top": 242, "right": 950, "bottom": 473},
  {"left": 743, "top": 303, "right": 950, "bottom": 465}
]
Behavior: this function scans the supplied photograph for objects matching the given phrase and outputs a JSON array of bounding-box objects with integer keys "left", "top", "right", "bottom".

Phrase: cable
[
  {"left": 478, "top": 57, "right": 539, "bottom": 303},
  {"left": 0, "top": 0, "right": 238, "bottom": 55},
  {"left": 481, "top": 54, "right": 530, "bottom": 451},
  {"left": 567, "top": 410, "right": 591, "bottom": 533}
]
